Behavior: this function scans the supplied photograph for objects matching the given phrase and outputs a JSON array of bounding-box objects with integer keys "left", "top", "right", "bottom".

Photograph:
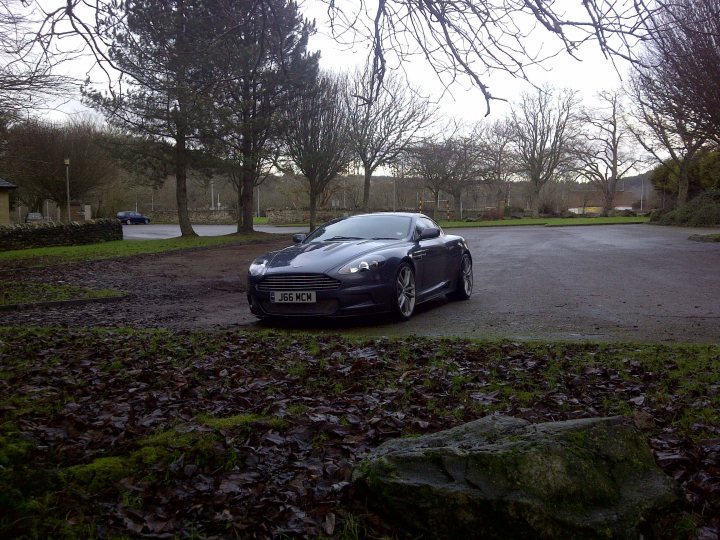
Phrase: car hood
[{"left": 264, "top": 239, "right": 404, "bottom": 274}]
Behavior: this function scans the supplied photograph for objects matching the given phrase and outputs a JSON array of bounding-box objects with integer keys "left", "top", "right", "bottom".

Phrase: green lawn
[
  {"left": 275, "top": 216, "right": 649, "bottom": 229},
  {"left": 0, "top": 232, "right": 278, "bottom": 268},
  {"left": 439, "top": 216, "right": 650, "bottom": 228}
]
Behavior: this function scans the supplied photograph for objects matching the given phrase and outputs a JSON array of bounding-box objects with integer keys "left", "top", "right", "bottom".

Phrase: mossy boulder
[{"left": 354, "top": 416, "right": 678, "bottom": 539}]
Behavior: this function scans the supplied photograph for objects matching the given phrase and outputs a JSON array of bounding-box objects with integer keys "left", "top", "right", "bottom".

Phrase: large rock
[{"left": 354, "top": 416, "right": 678, "bottom": 539}]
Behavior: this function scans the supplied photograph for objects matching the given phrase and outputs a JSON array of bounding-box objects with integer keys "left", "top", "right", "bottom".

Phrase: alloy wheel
[{"left": 396, "top": 264, "right": 416, "bottom": 319}]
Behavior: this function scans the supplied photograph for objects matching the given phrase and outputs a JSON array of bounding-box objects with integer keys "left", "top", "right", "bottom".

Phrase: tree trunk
[
  {"left": 677, "top": 162, "right": 689, "bottom": 207},
  {"left": 174, "top": 0, "right": 195, "bottom": 238},
  {"left": 241, "top": 181, "right": 254, "bottom": 233},
  {"left": 529, "top": 184, "right": 541, "bottom": 218},
  {"left": 309, "top": 184, "right": 318, "bottom": 231},
  {"left": 240, "top": 142, "right": 255, "bottom": 233},
  {"left": 237, "top": 186, "right": 244, "bottom": 232},
  {"left": 239, "top": 83, "right": 255, "bottom": 233},
  {"left": 175, "top": 135, "right": 196, "bottom": 237},
  {"left": 602, "top": 189, "right": 613, "bottom": 217},
  {"left": 362, "top": 166, "right": 372, "bottom": 212},
  {"left": 453, "top": 191, "right": 463, "bottom": 221}
]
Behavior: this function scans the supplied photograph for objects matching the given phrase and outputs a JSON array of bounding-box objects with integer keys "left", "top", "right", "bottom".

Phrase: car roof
[{"left": 346, "top": 212, "right": 427, "bottom": 219}]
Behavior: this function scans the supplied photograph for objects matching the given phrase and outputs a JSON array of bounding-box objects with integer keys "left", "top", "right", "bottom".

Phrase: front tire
[
  {"left": 448, "top": 252, "right": 473, "bottom": 301},
  {"left": 394, "top": 263, "right": 416, "bottom": 321},
  {"left": 125, "top": 219, "right": 132, "bottom": 225}
]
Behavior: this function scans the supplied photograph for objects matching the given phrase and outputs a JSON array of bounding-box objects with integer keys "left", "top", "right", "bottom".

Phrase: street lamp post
[{"left": 64, "top": 158, "right": 71, "bottom": 222}]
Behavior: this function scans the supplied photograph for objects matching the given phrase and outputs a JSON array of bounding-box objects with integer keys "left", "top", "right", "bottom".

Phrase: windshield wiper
[{"left": 371, "top": 237, "right": 400, "bottom": 240}]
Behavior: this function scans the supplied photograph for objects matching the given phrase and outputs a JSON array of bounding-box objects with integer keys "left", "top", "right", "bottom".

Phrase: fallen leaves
[{"left": 0, "top": 329, "right": 718, "bottom": 538}]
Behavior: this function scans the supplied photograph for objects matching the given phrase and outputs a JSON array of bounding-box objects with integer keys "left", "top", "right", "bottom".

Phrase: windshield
[{"left": 305, "top": 215, "right": 413, "bottom": 243}]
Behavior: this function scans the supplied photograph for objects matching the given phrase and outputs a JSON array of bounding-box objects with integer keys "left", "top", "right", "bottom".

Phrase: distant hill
[{"left": 618, "top": 171, "right": 653, "bottom": 197}]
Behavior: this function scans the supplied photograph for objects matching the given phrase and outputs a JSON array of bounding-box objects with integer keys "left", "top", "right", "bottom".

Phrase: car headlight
[
  {"left": 338, "top": 255, "right": 386, "bottom": 274},
  {"left": 249, "top": 257, "right": 269, "bottom": 276}
]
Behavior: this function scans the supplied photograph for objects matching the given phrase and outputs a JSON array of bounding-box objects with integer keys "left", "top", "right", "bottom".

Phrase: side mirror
[
  {"left": 418, "top": 227, "right": 440, "bottom": 240},
  {"left": 292, "top": 233, "right": 306, "bottom": 243}
]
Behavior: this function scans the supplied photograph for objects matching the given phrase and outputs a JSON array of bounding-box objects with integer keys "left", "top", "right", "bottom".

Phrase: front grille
[{"left": 257, "top": 274, "right": 340, "bottom": 292}]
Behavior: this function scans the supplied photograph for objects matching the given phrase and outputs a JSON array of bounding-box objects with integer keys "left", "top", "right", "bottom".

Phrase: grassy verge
[
  {"left": 689, "top": 233, "right": 720, "bottom": 242},
  {"left": 0, "top": 232, "right": 279, "bottom": 268},
  {"left": 439, "top": 216, "right": 650, "bottom": 228},
  {"left": 0, "top": 327, "right": 716, "bottom": 538},
  {"left": 273, "top": 216, "right": 650, "bottom": 229},
  {"left": 0, "top": 280, "right": 122, "bottom": 306}
]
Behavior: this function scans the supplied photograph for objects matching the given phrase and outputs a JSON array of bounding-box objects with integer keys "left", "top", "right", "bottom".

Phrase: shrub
[{"left": 650, "top": 191, "right": 720, "bottom": 227}]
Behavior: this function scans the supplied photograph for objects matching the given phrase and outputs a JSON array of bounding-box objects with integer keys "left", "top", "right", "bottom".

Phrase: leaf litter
[{"left": 0, "top": 328, "right": 718, "bottom": 538}]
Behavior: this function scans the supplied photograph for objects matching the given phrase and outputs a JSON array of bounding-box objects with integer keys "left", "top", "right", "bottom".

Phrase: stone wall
[
  {"left": 0, "top": 219, "right": 122, "bottom": 251},
  {"left": 266, "top": 208, "right": 363, "bottom": 225},
  {"left": 150, "top": 209, "right": 237, "bottom": 225}
]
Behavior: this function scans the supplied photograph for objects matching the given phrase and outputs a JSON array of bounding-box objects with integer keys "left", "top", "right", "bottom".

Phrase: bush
[{"left": 650, "top": 191, "right": 720, "bottom": 227}]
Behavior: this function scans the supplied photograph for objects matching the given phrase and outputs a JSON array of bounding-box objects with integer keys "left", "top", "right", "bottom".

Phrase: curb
[{"left": 0, "top": 294, "right": 128, "bottom": 312}]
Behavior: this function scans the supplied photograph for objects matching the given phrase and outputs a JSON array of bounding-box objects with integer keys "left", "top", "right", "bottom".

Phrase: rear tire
[
  {"left": 448, "top": 252, "right": 473, "bottom": 301},
  {"left": 394, "top": 263, "right": 416, "bottom": 321}
]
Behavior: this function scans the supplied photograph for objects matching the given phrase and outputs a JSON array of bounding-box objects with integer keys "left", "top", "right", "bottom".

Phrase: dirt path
[
  {"left": 2, "top": 225, "right": 719, "bottom": 343},
  {"left": 0, "top": 237, "right": 292, "bottom": 329}
]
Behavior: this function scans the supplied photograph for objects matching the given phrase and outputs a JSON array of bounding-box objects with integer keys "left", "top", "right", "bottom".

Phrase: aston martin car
[{"left": 246, "top": 213, "right": 473, "bottom": 320}]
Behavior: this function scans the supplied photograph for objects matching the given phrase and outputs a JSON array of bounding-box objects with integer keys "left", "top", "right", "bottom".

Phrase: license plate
[{"left": 270, "top": 291, "right": 316, "bottom": 303}]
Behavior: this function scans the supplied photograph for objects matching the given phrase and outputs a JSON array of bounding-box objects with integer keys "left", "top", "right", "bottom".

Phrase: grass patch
[
  {"left": 0, "top": 279, "right": 121, "bottom": 306},
  {"left": 438, "top": 216, "right": 650, "bottom": 228},
  {"left": 277, "top": 216, "right": 649, "bottom": 229},
  {"left": 689, "top": 233, "right": 720, "bottom": 242},
  {"left": 0, "top": 232, "right": 278, "bottom": 268}
]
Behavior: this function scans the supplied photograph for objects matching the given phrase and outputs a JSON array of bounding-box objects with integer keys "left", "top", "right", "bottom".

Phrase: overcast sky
[
  {"left": 45, "top": 0, "right": 631, "bottom": 126},
  {"left": 302, "top": 0, "right": 631, "bottom": 125}
]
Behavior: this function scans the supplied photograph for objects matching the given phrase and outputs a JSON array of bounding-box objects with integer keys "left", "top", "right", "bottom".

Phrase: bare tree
[
  {"left": 36, "top": 0, "right": 653, "bottom": 117},
  {"left": 201, "top": 0, "right": 317, "bottom": 233},
  {"left": 323, "top": 0, "right": 651, "bottom": 112},
  {"left": 408, "top": 132, "right": 479, "bottom": 220},
  {"left": 626, "top": 73, "right": 707, "bottom": 207},
  {"left": 280, "top": 73, "right": 352, "bottom": 230},
  {"left": 640, "top": 0, "right": 720, "bottom": 142},
  {"left": 574, "top": 90, "right": 640, "bottom": 216},
  {"left": 344, "top": 65, "right": 434, "bottom": 212},
  {"left": 0, "top": 0, "right": 72, "bottom": 119},
  {"left": 510, "top": 86, "right": 578, "bottom": 217},
  {"left": 408, "top": 138, "right": 454, "bottom": 220},
  {"left": 475, "top": 119, "right": 517, "bottom": 214},
  {"left": 2, "top": 117, "right": 119, "bottom": 219}
]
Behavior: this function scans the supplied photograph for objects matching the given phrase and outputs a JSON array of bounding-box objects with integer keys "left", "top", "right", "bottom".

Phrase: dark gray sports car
[{"left": 247, "top": 212, "right": 473, "bottom": 320}]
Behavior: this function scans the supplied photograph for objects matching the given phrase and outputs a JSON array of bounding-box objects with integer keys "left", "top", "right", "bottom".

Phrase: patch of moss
[
  {"left": 197, "top": 413, "right": 265, "bottom": 430},
  {"left": 65, "top": 456, "right": 128, "bottom": 494}
]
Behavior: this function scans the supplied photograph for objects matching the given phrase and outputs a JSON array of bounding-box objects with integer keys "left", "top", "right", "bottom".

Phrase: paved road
[
  {"left": 122, "top": 223, "right": 308, "bottom": 239},
  {"left": 259, "top": 224, "right": 720, "bottom": 343}
]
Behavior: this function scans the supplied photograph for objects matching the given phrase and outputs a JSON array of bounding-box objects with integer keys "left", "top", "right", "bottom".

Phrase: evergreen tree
[
  {"left": 84, "top": 0, "right": 223, "bottom": 236},
  {"left": 201, "top": 0, "right": 318, "bottom": 232}
]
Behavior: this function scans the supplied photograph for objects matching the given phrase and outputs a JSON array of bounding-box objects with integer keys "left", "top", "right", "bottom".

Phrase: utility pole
[{"left": 64, "top": 158, "right": 71, "bottom": 222}]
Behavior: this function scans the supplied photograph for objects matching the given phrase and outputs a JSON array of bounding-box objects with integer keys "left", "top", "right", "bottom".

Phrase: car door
[{"left": 411, "top": 217, "right": 447, "bottom": 295}]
